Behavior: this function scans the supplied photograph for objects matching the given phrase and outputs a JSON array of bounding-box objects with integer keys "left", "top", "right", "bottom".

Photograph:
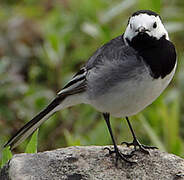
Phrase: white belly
[{"left": 88, "top": 65, "right": 176, "bottom": 117}]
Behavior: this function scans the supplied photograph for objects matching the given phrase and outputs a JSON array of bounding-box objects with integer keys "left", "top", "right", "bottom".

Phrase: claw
[
  {"left": 131, "top": 147, "right": 149, "bottom": 155},
  {"left": 121, "top": 139, "right": 157, "bottom": 155},
  {"left": 141, "top": 144, "right": 158, "bottom": 150},
  {"left": 104, "top": 147, "right": 114, "bottom": 155},
  {"left": 104, "top": 147, "right": 135, "bottom": 158},
  {"left": 104, "top": 147, "right": 137, "bottom": 166}
]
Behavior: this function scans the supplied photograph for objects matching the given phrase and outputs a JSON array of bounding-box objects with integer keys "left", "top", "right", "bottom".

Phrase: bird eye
[{"left": 153, "top": 22, "right": 157, "bottom": 28}]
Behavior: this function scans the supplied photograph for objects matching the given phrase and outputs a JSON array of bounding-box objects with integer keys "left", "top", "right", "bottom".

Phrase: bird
[{"left": 4, "top": 10, "right": 177, "bottom": 165}]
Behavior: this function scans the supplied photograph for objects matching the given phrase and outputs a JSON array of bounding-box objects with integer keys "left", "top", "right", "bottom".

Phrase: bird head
[{"left": 124, "top": 10, "right": 169, "bottom": 45}]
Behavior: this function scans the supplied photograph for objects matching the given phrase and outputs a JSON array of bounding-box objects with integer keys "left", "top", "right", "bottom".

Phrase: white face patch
[{"left": 124, "top": 13, "right": 169, "bottom": 44}]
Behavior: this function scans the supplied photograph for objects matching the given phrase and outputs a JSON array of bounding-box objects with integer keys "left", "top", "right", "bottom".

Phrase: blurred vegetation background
[{"left": 0, "top": 0, "right": 184, "bottom": 159}]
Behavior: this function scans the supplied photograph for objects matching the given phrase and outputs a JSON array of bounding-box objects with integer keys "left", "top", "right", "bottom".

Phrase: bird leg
[
  {"left": 121, "top": 117, "right": 157, "bottom": 154},
  {"left": 103, "top": 113, "right": 135, "bottom": 166}
]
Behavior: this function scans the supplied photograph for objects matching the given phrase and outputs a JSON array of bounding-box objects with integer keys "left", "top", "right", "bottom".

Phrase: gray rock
[{"left": 1, "top": 146, "right": 184, "bottom": 180}]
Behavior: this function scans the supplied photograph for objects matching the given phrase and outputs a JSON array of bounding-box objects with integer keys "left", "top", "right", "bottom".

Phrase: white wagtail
[{"left": 4, "top": 10, "right": 177, "bottom": 164}]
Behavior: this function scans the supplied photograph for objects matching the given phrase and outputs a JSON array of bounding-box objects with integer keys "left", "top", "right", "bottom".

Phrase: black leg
[
  {"left": 121, "top": 117, "right": 157, "bottom": 154},
  {"left": 103, "top": 113, "right": 135, "bottom": 165}
]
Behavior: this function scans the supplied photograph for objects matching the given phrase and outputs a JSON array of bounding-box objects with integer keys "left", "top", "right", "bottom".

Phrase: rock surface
[{"left": 1, "top": 146, "right": 184, "bottom": 180}]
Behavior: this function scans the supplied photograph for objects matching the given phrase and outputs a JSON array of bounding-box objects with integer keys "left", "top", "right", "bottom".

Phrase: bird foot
[
  {"left": 104, "top": 147, "right": 136, "bottom": 166},
  {"left": 121, "top": 139, "right": 157, "bottom": 155}
]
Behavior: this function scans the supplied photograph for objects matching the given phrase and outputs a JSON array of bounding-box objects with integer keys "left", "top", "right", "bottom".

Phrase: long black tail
[{"left": 3, "top": 95, "right": 66, "bottom": 150}]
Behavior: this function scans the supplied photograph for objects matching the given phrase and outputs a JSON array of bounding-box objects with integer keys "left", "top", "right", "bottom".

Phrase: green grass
[
  {"left": 1, "top": 147, "right": 12, "bottom": 168},
  {"left": 0, "top": 129, "right": 38, "bottom": 168},
  {"left": 25, "top": 129, "right": 39, "bottom": 154}
]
